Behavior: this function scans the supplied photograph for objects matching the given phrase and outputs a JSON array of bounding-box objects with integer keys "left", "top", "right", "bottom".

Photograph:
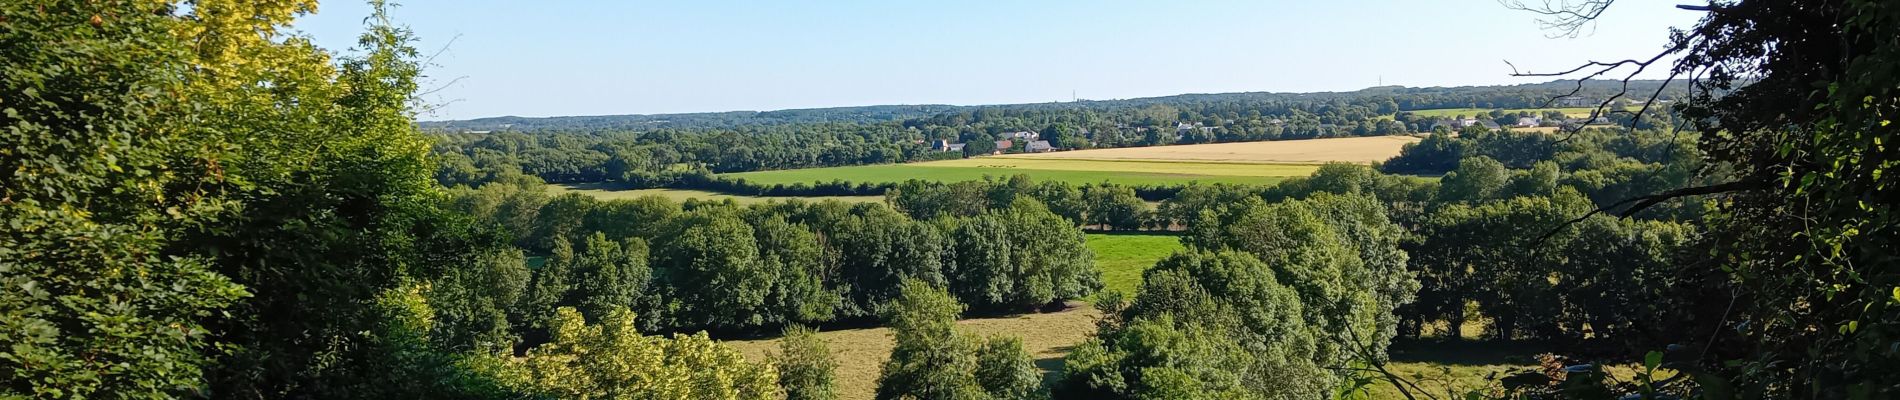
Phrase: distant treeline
[{"left": 427, "top": 80, "right": 1686, "bottom": 191}]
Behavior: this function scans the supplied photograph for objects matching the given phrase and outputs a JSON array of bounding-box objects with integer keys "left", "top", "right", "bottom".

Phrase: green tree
[
  {"left": 502, "top": 307, "right": 782, "bottom": 399},
  {"left": 0, "top": 3, "right": 252, "bottom": 397},
  {"left": 1085, "top": 185, "right": 1147, "bottom": 231},
  {"left": 431, "top": 247, "right": 532, "bottom": 353},
  {"left": 874, "top": 280, "right": 1045, "bottom": 400},
  {"left": 755, "top": 216, "right": 840, "bottom": 324},
  {"left": 875, "top": 280, "right": 982, "bottom": 400},
  {"left": 974, "top": 336, "right": 1043, "bottom": 400},
  {"left": 771, "top": 325, "right": 839, "bottom": 400},
  {"left": 1437, "top": 156, "right": 1509, "bottom": 202},
  {"left": 571, "top": 233, "right": 653, "bottom": 327},
  {"left": 657, "top": 208, "right": 771, "bottom": 330}
]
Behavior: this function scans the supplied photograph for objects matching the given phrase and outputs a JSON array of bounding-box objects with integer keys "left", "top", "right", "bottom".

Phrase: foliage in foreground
[{"left": 496, "top": 307, "right": 782, "bottom": 400}]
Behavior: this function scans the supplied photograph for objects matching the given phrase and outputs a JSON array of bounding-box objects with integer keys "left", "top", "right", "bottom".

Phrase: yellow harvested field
[
  {"left": 995, "top": 135, "right": 1421, "bottom": 164},
  {"left": 723, "top": 305, "right": 1101, "bottom": 400}
]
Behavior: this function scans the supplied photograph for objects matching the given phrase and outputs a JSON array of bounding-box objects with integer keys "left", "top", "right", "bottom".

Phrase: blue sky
[{"left": 293, "top": 1, "right": 1704, "bottom": 121}]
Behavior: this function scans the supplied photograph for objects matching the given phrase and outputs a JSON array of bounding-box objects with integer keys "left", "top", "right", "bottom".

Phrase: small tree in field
[
  {"left": 875, "top": 280, "right": 1044, "bottom": 400},
  {"left": 772, "top": 325, "right": 839, "bottom": 400}
]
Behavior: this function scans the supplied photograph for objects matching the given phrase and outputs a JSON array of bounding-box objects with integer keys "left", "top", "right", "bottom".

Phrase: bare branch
[{"left": 1499, "top": 0, "right": 1614, "bottom": 38}]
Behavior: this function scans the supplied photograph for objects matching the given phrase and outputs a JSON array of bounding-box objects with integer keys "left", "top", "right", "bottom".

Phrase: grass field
[
  {"left": 1085, "top": 232, "right": 1183, "bottom": 295},
  {"left": 1405, "top": 107, "right": 1609, "bottom": 118},
  {"left": 718, "top": 136, "right": 1431, "bottom": 187},
  {"left": 721, "top": 159, "right": 1315, "bottom": 187},
  {"left": 548, "top": 183, "right": 883, "bottom": 204},
  {"left": 998, "top": 135, "right": 1421, "bottom": 164},
  {"left": 723, "top": 306, "right": 1102, "bottom": 400}
]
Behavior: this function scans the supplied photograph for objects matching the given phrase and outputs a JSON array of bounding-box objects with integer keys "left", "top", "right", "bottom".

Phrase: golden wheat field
[{"left": 996, "top": 135, "right": 1422, "bottom": 164}]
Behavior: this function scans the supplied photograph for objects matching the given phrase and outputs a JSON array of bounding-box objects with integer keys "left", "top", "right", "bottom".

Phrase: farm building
[{"left": 1026, "top": 140, "right": 1055, "bottom": 152}]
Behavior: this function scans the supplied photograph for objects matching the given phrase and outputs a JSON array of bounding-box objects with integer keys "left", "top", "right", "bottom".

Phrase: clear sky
[{"left": 293, "top": 1, "right": 1704, "bottom": 121}]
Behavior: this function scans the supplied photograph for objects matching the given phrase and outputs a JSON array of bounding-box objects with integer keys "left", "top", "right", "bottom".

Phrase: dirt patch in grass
[{"left": 722, "top": 305, "right": 1102, "bottom": 400}]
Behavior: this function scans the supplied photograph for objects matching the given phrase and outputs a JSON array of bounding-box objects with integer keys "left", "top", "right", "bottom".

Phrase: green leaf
[{"left": 1644, "top": 350, "right": 1663, "bottom": 371}]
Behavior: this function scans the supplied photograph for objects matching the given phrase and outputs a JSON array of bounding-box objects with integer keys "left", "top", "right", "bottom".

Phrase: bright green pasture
[
  {"left": 1085, "top": 232, "right": 1184, "bottom": 295},
  {"left": 721, "top": 158, "right": 1319, "bottom": 186},
  {"left": 548, "top": 183, "right": 883, "bottom": 204},
  {"left": 1404, "top": 107, "right": 1610, "bottom": 118}
]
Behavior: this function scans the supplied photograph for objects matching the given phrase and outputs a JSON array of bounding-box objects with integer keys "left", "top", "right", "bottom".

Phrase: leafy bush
[{"left": 771, "top": 325, "right": 839, "bottom": 400}]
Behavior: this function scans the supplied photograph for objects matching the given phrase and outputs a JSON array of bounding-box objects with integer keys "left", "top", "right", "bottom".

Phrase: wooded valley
[{"left": 3, "top": 0, "right": 1895, "bottom": 399}]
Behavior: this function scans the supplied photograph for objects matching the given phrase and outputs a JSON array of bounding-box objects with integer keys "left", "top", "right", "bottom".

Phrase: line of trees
[{"left": 447, "top": 178, "right": 1104, "bottom": 337}]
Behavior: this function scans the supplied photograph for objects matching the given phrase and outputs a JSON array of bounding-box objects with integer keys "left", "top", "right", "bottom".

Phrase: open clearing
[
  {"left": 723, "top": 306, "right": 1101, "bottom": 400},
  {"left": 1086, "top": 232, "right": 1183, "bottom": 295},
  {"left": 995, "top": 135, "right": 1421, "bottom": 164},
  {"left": 1404, "top": 107, "right": 1609, "bottom": 118},
  {"left": 548, "top": 183, "right": 883, "bottom": 204}
]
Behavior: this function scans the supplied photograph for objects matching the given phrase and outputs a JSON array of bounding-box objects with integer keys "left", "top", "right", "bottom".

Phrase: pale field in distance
[{"left": 995, "top": 135, "right": 1421, "bottom": 164}]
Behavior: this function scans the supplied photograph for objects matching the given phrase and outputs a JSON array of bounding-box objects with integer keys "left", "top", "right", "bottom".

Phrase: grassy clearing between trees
[
  {"left": 1085, "top": 232, "right": 1184, "bottom": 295},
  {"left": 724, "top": 306, "right": 1103, "bottom": 400},
  {"left": 720, "top": 158, "right": 1315, "bottom": 186},
  {"left": 1404, "top": 107, "right": 1606, "bottom": 118},
  {"left": 548, "top": 183, "right": 884, "bottom": 203},
  {"left": 996, "top": 135, "right": 1422, "bottom": 164}
]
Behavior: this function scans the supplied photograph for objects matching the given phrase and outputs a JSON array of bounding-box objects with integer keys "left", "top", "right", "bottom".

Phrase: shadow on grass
[
  {"left": 1387, "top": 339, "right": 1550, "bottom": 367},
  {"left": 1035, "top": 356, "right": 1067, "bottom": 386}
]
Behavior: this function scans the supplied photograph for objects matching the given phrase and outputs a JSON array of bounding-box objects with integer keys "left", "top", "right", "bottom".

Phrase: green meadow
[
  {"left": 1085, "top": 232, "right": 1185, "bottom": 295},
  {"left": 721, "top": 158, "right": 1320, "bottom": 187}
]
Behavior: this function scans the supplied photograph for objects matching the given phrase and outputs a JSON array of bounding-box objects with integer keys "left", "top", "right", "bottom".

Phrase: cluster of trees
[
  {"left": 873, "top": 281, "right": 1044, "bottom": 400},
  {"left": 448, "top": 178, "right": 1103, "bottom": 336},
  {"left": 1055, "top": 191, "right": 1418, "bottom": 398},
  {"left": 887, "top": 176, "right": 1158, "bottom": 231}
]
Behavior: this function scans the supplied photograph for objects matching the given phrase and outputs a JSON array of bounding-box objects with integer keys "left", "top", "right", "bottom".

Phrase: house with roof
[
  {"left": 1515, "top": 116, "right": 1542, "bottom": 127},
  {"left": 1004, "top": 131, "right": 1039, "bottom": 141},
  {"left": 1555, "top": 96, "right": 1597, "bottom": 107},
  {"left": 1025, "top": 140, "right": 1055, "bottom": 153},
  {"left": 931, "top": 139, "right": 967, "bottom": 152},
  {"left": 993, "top": 140, "right": 1014, "bottom": 155}
]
